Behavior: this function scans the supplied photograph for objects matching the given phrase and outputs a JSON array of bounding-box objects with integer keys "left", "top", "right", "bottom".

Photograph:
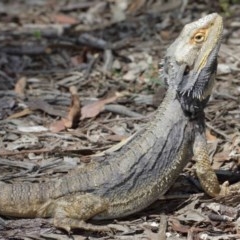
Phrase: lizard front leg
[
  {"left": 194, "top": 131, "right": 240, "bottom": 197},
  {"left": 193, "top": 132, "right": 221, "bottom": 197},
  {"left": 37, "top": 193, "right": 110, "bottom": 232}
]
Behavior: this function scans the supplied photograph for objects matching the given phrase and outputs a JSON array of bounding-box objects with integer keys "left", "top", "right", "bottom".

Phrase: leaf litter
[{"left": 0, "top": 1, "right": 239, "bottom": 239}]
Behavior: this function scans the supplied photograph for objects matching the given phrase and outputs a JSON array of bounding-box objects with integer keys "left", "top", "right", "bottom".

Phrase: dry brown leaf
[
  {"left": 206, "top": 129, "right": 218, "bottom": 142},
  {"left": 212, "top": 159, "right": 224, "bottom": 170},
  {"left": 81, "top": 94, "right": 118, "bottom": 120},
  {"left": 169, "top": 218, "right": 190, "bottom": 233},
  {"left": 14, "top": 77, "right": 27, "bottom": 97},
  {"left": 127, "top": 0, "right": 146, "bottom": 14},
  {"left": 212, "top": 150, "right": 230, "bottom": 170},
  {"left": 214, "top": 151, "right": 230, "bottom": 163},
  {"left": 63, "top": 86, "right": 81, "bottom": 128},
  {"left": 50, "top": 86, "right": 81, "bottom": 132},
  {"left": 53, "top": 14, "right": 78, "bottom": 24},
  {"left": 7, "top": 108, "right": 32, "bottom": 119},
  {"left": 49, "top": 119, "right": 66, "bottom": 133},
  {"left": 71, "top": 55, "right": 84, "bottom": 66}
]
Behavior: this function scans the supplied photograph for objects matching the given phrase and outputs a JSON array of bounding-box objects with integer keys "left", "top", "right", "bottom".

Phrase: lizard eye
[{"left": 194, "top": 33, "right": 205, "bottom": 43}]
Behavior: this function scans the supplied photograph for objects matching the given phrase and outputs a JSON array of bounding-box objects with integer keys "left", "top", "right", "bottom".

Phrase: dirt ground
[{"left": 0, "top": 0, "right": 239, "bottom": 239}]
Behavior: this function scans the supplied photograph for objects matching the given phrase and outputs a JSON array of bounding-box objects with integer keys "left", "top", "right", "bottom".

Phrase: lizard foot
[
  {"left": 54, "top": 217, "right": 112, "bottom": 233},
  {"left": 219, "top": 181, "right": 240, "bottom": 196}
]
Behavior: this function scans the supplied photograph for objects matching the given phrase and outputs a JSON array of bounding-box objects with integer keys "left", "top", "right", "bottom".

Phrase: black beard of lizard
[{"left": 176, "top": 43, "right": 219, "bottom": 117}]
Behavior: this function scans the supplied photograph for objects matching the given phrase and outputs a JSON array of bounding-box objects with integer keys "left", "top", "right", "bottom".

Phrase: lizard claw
[{"left": 219, "top": 181, "right": 240, "bottom": 197}]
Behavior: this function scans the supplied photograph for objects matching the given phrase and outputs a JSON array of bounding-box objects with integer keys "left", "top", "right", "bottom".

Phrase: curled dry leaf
[
  {"left": 81, "top": 93, "right": 118, "bottom": 120},
  {"left": 63, "top": 86, "right": 81, "bottom": 128},
  {"left": 50, "top": 86, "right": 81, "bottom": 132}
]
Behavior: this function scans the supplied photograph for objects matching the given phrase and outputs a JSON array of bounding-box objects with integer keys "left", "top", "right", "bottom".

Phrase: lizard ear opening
[{"left": 183, "top": 65, "right": 190, "bottom": 75}]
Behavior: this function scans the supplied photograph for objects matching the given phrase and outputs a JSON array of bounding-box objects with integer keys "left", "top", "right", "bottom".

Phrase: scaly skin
[{"left": 0, "top": 13, "right": 229, "bottom": 231}]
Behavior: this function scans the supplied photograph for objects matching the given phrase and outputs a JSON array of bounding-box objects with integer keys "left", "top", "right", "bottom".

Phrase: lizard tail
[{"left": 0, "top": 180, "right": 55, "bottom": 217}]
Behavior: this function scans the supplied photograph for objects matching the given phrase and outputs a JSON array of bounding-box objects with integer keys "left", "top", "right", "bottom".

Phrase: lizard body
[
  {"left": 0, "top": 13, "right": 227, "bottom": 231},
  {"left": 0, "top": 91, "right": 193, "bottom": 221}
]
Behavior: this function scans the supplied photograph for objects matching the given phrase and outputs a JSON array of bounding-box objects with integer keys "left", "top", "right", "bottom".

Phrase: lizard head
[{"left": 161, "top": 13, "right": 223, "bottom": 115}]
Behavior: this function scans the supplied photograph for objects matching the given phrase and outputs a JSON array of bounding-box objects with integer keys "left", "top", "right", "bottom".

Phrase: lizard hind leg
[{"left": 50, "top": 193, "right": 110, "bottom": 232}]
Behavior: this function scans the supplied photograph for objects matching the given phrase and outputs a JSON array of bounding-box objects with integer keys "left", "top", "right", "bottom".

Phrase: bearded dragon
[{"left": 0, "top": 13, "right": 230, "bottom": 232}]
